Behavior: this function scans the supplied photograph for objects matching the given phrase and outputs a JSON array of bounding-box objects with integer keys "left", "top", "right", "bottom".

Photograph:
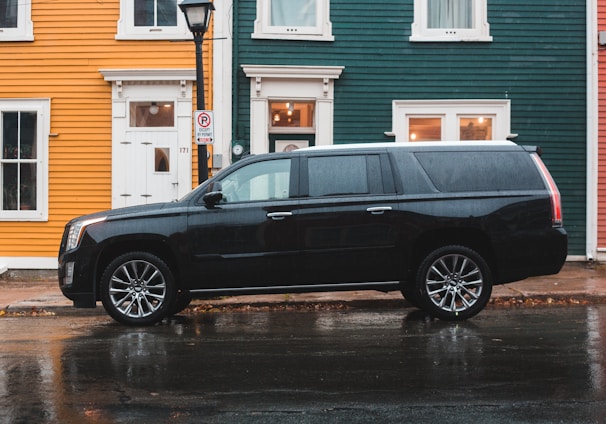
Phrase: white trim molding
[
  {"left": 100, "top": 69, "right": 196, "bottom": 82},
  {"left": 213, "top": 0, "right": 233, "bottom": 170},
  {"left": 115, "top": 0, "right": 192, "bottom": 41},
  {"left": 587, "top": 0, "right": 598, "bottom": 261},
  {"left": 389, "top": 99, "right": 511, "bottom": 142},
  {"left": 0, "top": 1, "right": 34, "bottom": 42},
  {"left": 0, "top": 257, "right": 57, "bottom": 270},
  {"left": 252, "top": 0, "right": 334, "bottom": 42},
  {"left": 410, "top": 0, "right": 492, "bottom": 43},
  {"left": 100, "top": 69, "right": 196, "bottom": 207},
  {"left": 242, "top": 65, "right": 344, "bottom": 154},
  {"left": 0, "top": 98, "right": 50, "bottom": 221}
]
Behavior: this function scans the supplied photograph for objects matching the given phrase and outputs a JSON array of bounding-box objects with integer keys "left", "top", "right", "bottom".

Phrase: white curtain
[
  {"left": 428, "top": 0, "right": 472, "bottom": 29},
  {"left": 271, "top": 0, "right": 317, "bottom": 27}
]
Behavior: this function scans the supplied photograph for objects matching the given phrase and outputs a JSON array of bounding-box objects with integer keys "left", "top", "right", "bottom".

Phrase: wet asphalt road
[{"left": 1, "top": 305, "right": 606, "bottom": 423}]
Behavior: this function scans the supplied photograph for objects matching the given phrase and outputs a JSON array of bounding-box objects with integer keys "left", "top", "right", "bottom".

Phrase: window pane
[
  {"left": 220, "top": 159, "right": 291, "bottom": 202},
  {"left": 129, "top": 102, "right": 175, "bottom": 127},
  {"left": 155, "top": 148, "right": 170, "bottom": 172},
  {"left": 460, "top": 116, "right": 493, "bottom": 140},
  {"left": 2, "top": 163, "right": 17, "bottom": 210},
  {"left": 409, "top": 117, "right": 442, "bottom": 141},
  {"left": 308, "top": 156, "right": 368, "bottom": 197},
  {"left": 0, "top": 0, "right": 18, "bottom": 28},
  {"left": 20, "top": 162, "right": 36, "bottom": 210},
  {"left": 270, "top": 101, "right": 315, "bottom": 128},
  {"left": 271, "top": 0, "right": 317, "bottom": 27},
  {"left": 428, "top": 0, "right": 472, "bottom": 29},
  {"left": 2, "top": 111, "right": 18, "bottom": 159},
  {"left": 157, "top": 0, "right": 177, "bottom": 26},
  {"left": 1, "top": 110, "right": 38, "bottom": 211},
  {"left": 134, "top": 0, "right": 154, "bottom": 26},
  {"left": 20, "top": 112, "right": 36, "bottom": 159},
  {"left": 134, "top": 0, "right": 177, "bottom": 27}
]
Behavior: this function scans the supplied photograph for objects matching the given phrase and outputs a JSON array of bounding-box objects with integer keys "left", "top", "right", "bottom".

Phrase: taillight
[{"left": 531, "top": 154, "right": 563, "bottom": 227}]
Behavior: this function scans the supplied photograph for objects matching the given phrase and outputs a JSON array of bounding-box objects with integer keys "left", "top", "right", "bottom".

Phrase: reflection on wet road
[{"left": 1, "top": 306, "right": 606, "bottom": 423}]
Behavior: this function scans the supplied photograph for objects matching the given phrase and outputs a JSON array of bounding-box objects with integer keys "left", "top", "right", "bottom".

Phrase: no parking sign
[{"left": 194, "top": 110, "right": 214, "bottom": 145}]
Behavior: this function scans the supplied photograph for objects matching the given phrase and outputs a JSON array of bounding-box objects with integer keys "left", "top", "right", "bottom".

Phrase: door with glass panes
[
  {"left": 268, "top": 100, "right": 315, "bottom": 152},
  {"left": 116, "top": 100, "right": 179, "bottom": 207}
]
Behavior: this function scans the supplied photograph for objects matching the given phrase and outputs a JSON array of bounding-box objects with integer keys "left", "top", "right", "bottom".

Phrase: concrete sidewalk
[{"left": 0, "top": 262, "right": 605, "bottom": 313}]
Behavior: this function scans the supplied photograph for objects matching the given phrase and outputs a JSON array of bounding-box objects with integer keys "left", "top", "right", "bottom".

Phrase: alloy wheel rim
[
  {"left": 424, "top": 254, "right": 483, "bottom": 313},
  {"left": 108, "top": 260, "right": 167, "bottom": 318}
]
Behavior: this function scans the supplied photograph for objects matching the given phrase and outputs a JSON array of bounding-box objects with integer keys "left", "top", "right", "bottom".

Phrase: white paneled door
[{"left": 117, "top": 130, "right": 179, "bottom": 207}]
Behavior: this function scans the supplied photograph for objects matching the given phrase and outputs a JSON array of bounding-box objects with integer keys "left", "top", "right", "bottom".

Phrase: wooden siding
[
  {"left": 599, "top": 0, "right": 606, "bottom": 248},
  {"left": 234, "top": 0, "right": 587, "bottom": 254},
  {"left": 0, "top": 0, "right": 212, "bottom": 259}
]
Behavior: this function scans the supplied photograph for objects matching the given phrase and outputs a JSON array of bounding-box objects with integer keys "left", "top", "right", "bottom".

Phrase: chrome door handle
[
  {"left": 267, "top": 212, "right": 293, "bottom": 221},
  {"left": 366, "top": 206, "right": 392, "bottom": 215}
]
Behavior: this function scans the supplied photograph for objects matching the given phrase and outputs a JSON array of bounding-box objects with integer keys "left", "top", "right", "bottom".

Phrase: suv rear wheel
[
  {"left": 100, "top": 252, "right": 177, "bottom": 326},
  {"left": 416, "top": 245, "right": 492, "bottom": 321}
]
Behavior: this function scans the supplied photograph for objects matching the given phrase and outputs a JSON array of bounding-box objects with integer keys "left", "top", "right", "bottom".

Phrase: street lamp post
[{"left": 179, "top": 0, "right": 215, "bottom": 184}]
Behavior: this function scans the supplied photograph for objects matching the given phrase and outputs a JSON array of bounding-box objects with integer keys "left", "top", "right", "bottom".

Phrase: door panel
[
  {"left": 295, "top": 154, "right": 401, "bottom": 284},
  {"left": 186, "top": 201, "right": 300, "bottom": 288},
  {"left": 185, "top": 157, "right": 300, "bottom": 288},
  {"left": 296, "top": 196, "right": 401, "bottom": 284}
]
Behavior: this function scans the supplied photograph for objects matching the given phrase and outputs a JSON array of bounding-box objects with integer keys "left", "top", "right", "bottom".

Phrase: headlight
[{"left": 66, "top": 217, "right": 107, "bottom": 251}]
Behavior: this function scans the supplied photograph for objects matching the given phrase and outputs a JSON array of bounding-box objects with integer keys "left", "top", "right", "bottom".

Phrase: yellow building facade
[{"left": 0, "top": 0, "right": 213, "bottom": 269}]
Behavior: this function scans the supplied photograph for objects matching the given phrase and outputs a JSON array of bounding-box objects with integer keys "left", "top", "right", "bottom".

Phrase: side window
[
  {"left": 116, "top": 0, "right": 191, "bottom": 40},
  {"left": 410, "top": 0, "right": 492, "bottom": 42},
  {"left": 415, "top": 152, "right": 545, "bottom": 192},
  {"left": 253, "top": 0, "right": 334, "bottom": 41},
  {"left": 307, "top": 155, "right": 381, "bottom": 197},
  {"left": 219, "top": 159, "right": 291, "bottom": 203},
  {"left": 0, "top": 0, "right": 33, "bottom": 41}
]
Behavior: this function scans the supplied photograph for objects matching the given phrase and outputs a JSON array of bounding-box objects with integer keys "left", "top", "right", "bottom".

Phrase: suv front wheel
[
  {"left": 100, "top": 252, "right": 177, "bottom": 326},
  {"left": 416, "top": 245, "right": 492, "bottom": 321}
]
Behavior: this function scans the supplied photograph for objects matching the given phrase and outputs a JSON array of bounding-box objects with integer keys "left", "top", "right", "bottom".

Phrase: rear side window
[
  {"left": 307, "top": 155, "right": 382, "bottom": 197},
  {"left": 415, "top": 151, "right": 545, "bottom": 192}
]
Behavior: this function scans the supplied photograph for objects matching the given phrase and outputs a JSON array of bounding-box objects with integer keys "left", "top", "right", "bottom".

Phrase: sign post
[{"left": 194, "top": 110, "right": 214, "bottom": 145}]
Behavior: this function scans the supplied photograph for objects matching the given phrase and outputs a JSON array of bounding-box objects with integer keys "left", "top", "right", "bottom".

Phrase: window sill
[
  {"left": 0, "top": 35, "right": 34, "bottom": 42},
  {"left": 409, "top": 35, "right": 493, "bottom": 43},
  {"left": 116, "top": 32, "right": 192, "bottom": 41},
  {"left": 252, "top": 32, "right": 334, "bottom": 42}
]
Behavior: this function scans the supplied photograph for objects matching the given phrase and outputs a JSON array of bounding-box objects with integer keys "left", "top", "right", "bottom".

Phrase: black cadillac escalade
[{"left": 58, "top": 141, "right": 567, "bottom": 325}]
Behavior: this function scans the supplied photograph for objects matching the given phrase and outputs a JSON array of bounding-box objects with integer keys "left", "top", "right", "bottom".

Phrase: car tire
[
  {"left": 168, "top": 290, "right": 193, "bottom": 316},
  {"left": 400, "top": 281, "right": 422, "bottom": 308},
  {"left": 100, "top": 252, "right": 177, "bottom": 326},
  {"left": 416, "top": 245, "right": 492, "bottom": 321}
]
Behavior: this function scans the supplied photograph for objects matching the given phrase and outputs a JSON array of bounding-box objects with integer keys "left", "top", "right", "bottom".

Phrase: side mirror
[{"left": 202, "top": 191, "right": 223, "bottom": 207}]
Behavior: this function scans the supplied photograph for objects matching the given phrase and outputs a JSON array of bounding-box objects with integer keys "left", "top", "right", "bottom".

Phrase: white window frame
[
  {"left": 0, "top": 99, "right": 50, "bottom": 221},
  {"left": 410, "top": 0, "right": 492, "bottom": 42},
  {"left": 387, "top": 99, "right": 511, "bottom": 142},
  {"left": 116, "top": 0, "right": 192, "bottom": 41},
  {"left": 252, "top": 0, "right": 334, "bottom": 42},
  {"left": 0, "top": 1, "right": 33, "bottom": 42}
]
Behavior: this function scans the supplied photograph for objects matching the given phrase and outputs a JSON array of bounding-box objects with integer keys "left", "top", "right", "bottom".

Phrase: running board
[{"left": 188, "top": 281, "right": 400, "bottom": 297}]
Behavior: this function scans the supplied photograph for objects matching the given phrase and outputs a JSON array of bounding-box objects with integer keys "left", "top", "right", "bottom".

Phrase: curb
[{"left": 3, "top": 293, "right": 606, "bottom": 319}]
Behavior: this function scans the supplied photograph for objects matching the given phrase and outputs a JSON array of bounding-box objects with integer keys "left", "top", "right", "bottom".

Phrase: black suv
[{"left": 58, "top": 142, "right": 567, "bottom": 325}]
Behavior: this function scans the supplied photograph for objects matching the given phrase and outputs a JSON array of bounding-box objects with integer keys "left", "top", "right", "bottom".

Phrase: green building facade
[{"left": 227, "top": 0, "right": 586, "bottom": 255}]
